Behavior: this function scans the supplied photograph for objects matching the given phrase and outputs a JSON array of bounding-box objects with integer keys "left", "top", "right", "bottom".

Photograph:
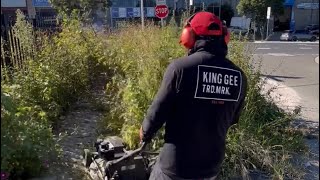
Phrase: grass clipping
[{"left": 100, "top": 24, "right": 305, "bottom": 179}]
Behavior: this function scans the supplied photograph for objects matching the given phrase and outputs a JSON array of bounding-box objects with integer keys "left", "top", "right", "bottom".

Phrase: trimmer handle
[{"left": 106, "top": 142, "right": 148, "bottom": 168}]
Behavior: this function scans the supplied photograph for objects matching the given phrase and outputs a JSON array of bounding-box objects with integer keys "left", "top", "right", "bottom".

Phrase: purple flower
[
  {"left": 43, "top": 160, "right": 50, "bottom": 168},
  {"left": 1, "top": 172, "right": 9, "bottom": 180}
]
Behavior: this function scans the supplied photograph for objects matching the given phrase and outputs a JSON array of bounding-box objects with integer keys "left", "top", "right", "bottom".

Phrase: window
[
  {"left": 111, "top": 0, "right": 156, "bottom": 7},
  {"left": 111, "top": 0, "right": 139, "bottom": 7},
  {"left": 194, "top": 0, "right": 221, "bottom": 6}
]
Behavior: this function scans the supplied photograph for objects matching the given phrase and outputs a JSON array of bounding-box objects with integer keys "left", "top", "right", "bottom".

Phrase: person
[{"left": 140, "top": 12, "right": 247, "bottom": 180}]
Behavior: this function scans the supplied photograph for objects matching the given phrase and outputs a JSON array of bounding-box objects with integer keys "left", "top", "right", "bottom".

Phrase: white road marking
[
  {"left": 267, "top": 53, "right": 295, "bottom": 56},
  {"left": 298, "top": 44, "right": 319, "bottom": 47},
  {"left": 299, "top": 47, "right": 313, "bottom": 49},
  {"left": 257, "top": 47, "right": 271, "bottom": 50}
]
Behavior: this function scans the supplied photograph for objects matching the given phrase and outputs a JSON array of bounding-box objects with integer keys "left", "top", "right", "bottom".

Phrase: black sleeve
[
  {"left": 141, "top": 62, "right": 178, "bottom": 142},
  {"left": 231, "top": 73, "right": 247, "bottom": 125}
]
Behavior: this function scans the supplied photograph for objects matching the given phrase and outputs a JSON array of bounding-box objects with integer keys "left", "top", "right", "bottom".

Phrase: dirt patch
[
  {"left": 29, "top": 72, "right": 108, "bottom": 180},
  {"left": 29, "top": 97, "right": 103, "bottom": 180}
]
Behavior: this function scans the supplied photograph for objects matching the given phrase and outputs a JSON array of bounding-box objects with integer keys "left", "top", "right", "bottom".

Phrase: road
[
  {"left": 248, "top": 41, "right": 319, "bottom": 180},
  {"left": 249, "top": 42, "right": 319, "bottom": 122}
]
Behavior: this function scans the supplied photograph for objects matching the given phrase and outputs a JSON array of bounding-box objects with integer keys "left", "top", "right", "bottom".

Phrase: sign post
[
  {"left": 155, "top": 4, "right": 169, "bottom": 27},
  {"left": 156, "top": 0, "right": 167, "bottom": 27},
  {"left": 266, "top": 7, "right": 271, "bottom": 39}
]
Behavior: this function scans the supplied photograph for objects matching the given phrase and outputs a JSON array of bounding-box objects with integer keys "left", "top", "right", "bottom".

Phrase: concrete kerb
[
  {"left": 260, "top": 77, "right": 301, "bottom": 113},
  {"left": 315, "top": 56, "right": 319, "bottom": 64}
]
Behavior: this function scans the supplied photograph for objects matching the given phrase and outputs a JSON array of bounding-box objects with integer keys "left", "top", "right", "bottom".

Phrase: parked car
[
  {"left": 280, "top": 30, "right": 318, "bottom": 41},
  {"left": 310, "top": 29, "right": 319, "bottom": 37},
  {"left": 304, "top": 24, "right": 319, "bottom": 31}
]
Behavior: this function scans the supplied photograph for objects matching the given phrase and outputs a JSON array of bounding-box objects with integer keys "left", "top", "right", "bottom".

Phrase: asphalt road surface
[
  {"left": 250, "top": 42, "right": 319, "bottom": 122},
  {"left": 252, "top": 41, "right": 319, "bottom": 56}
]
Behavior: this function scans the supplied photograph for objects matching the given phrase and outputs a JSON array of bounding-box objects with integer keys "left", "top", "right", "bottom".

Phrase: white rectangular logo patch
[{"left": 194, "top": 65, "right": 242, "bottom": 102}]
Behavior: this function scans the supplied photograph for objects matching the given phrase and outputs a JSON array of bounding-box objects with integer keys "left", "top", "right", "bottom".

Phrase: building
[
  {"left": 226, "top": 0, "right": 319, "bottom": 31},
  {"left": 1, "top": 0, "right": 57, "bottom": 28},
  {"left": 292, "top": 0, "right": 319, "bottom": 30},
  {"left": 1, "top": 0, "right": 28, "bottom": 25},
  {"left": 108, "top": 0, "right": 228, "bottom": 27},
  {"left": 273, "top": 0, "right": 319, "bottom": 31}
]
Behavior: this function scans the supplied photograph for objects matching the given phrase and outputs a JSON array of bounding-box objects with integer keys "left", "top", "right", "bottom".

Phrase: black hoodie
[{"left": 142, "top": 39, "right": 247, "bottom": 178}]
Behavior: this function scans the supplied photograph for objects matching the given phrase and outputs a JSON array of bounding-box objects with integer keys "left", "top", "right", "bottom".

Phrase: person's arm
[
  {"left": 231, "top": 73, "right": 247, "bottom": 125},
  {"left": 141, "top": 63, "right": 178, "bottom": 142}
]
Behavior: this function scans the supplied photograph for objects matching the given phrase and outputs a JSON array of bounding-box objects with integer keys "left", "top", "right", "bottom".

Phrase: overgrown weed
[{"left": 100, "top": 23, "right": 306, "bottom": 179}]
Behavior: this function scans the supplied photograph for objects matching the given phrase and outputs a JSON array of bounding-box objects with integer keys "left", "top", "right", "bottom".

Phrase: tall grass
[
  {"left": 0, "top": 10, "right": 305, "bottom": 179},
  {"left": 1, "top": 11, "right": 110, "bottom": 179},
  {"left": 100, "top": 24, "right": 305, "bottom": 179}
]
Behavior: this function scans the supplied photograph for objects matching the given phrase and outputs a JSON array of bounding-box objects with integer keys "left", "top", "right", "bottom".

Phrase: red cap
[{"left": 190, "top": 12, "right": 223, "bottom": 36}]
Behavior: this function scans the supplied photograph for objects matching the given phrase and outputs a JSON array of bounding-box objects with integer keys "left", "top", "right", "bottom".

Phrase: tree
[
  {"left": 237, "top": 0, "right": 284, "bottom": 25},
  {"left": 49, "top": 0, "right": 112, "bottom": 17}
]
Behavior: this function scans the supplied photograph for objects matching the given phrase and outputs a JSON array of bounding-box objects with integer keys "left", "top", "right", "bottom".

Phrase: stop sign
[{"left": 155, "top": 5, "right": 169, "bottom": 19}]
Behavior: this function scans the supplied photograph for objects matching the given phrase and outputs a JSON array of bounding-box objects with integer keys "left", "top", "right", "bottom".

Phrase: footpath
[
  {"left": 262, "top": 77, "right": 319, "bottom": 180},
  {"left": 29, "top": 74, "right": 108, "bottom": 180}
]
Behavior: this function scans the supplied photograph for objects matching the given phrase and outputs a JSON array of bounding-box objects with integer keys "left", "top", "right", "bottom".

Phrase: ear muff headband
[{"left": 186, "top": 13, "right": 197, "bottom": 26}]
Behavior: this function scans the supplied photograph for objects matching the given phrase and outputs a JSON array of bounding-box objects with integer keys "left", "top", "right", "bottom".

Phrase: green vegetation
[
  {"left": 1, "top": 10, "right": 305, "bottom": 179},
  {"left": 100, "top": 26, "right": 306, "bottom": 179},
  {"left": 49, "top": 0, "right": 112, "bottom": 17},
  {"left": 237, "top": 0, "right": 285, "bottom": 25},
  {"left": 1, "top": 10, "right": 108, "bottom": 179}
]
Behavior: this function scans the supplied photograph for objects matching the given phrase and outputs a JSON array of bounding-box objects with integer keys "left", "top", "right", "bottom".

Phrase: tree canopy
[
  {"left": 49, "top": 0, "right": 112, "bottom": 17},
  {"left": 237, "top": 0, "right": 284, "bottom": 24}
]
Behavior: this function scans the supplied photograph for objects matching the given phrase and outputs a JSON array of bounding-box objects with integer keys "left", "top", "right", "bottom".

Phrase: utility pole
[
  {"left": 189, "top": 0, "right": 193, "bottom": 16},
  {"left": 266, "top": 7, "right": 271, "bottom": 40},
  {"left": 310, "top": 0, "right": 314, "bottom": 24},
  {"left": 141, "top": 0, "right": 145, "bottom": 29},
  {"left": 218, "top": 0, "right": 222, "bottom": 18}
]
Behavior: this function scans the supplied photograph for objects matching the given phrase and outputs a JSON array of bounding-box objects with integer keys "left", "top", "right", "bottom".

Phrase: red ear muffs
[
  {"left": 223, "top": 26, "right": 230, "bottom": 45},
  {"left": 179, "top": 13, "right": 230, "bottom": 49},
  {"left": 180, "top": 26, "right": 196, "bottom": 49}
]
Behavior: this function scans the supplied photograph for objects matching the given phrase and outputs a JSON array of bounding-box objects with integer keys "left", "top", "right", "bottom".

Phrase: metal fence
[{"left": 1, "top": 13, "right": 59, "bottom": 70}]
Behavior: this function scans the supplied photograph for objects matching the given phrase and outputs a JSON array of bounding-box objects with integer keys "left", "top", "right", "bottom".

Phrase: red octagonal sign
[{"left": 155, "top": 5, "right": 169, "bottom": 19}]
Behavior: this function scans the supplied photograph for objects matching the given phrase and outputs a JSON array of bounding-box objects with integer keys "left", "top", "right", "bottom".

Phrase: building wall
[
  {"left": 219, "top": 0, "right": 319, "bottom": 31},
  {"left": 1, "top": 0, "right": 27, "bottom": 14},
  {"left": 293, "top": 0, "right": 319, "bottom": 30},
  {"left": 1, "top": 0, "right": 26, "bottom": 7}
]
